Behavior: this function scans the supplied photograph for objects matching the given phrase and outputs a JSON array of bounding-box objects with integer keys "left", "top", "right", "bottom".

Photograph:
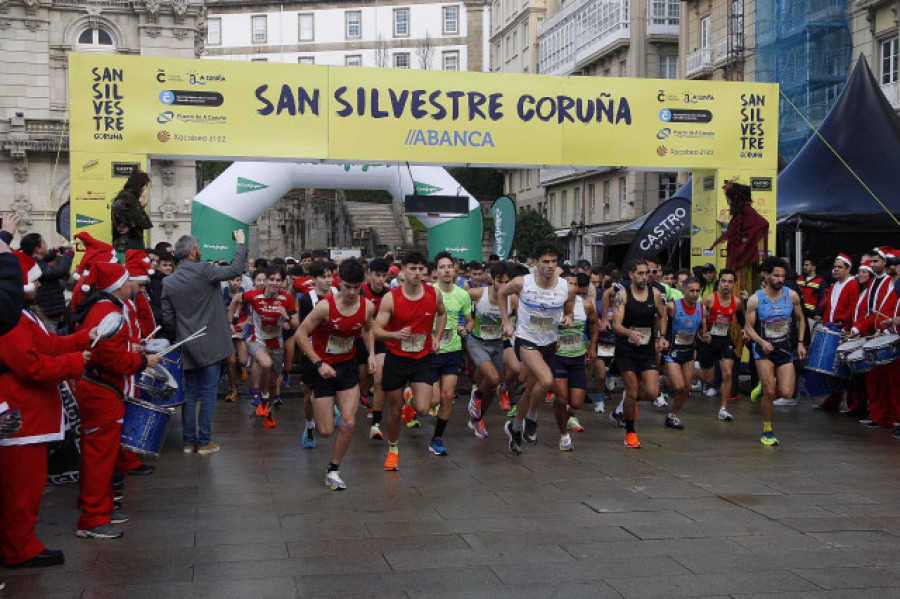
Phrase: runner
[
  {"left": 360, "top": 258, "right": 391, "bottom": 441},
  {"left": 661, "top": 277, "right": 705, "bottom": 430},
  {"left": 698, "top": 268, "right": 742, "bottom": 421},
  {"left": 373, "top": 252, "right": 447, "bottom": 471},
  {"left": 466, "top": 261, "right": 515, "bottom": 438},
  {"left": 430, "top": 252, "right": 473, "bottom": 455},
  {"left": 744, "top": 257, "right": 807, "bottom": 446},
  {"left": 611, "top": 258, "right": 669, "bottom": 449},
  {"left": 295, "top": 259, "right": 376, "bottom": 490},
  {"left": 552, "top": 272, "right": 599, "bottom": 451},
  {"left": 499, "top": 242, "right": 575, "bottom": 455},
  {"left": 594, "top": 278, "right": 620, "bottom": 413}
]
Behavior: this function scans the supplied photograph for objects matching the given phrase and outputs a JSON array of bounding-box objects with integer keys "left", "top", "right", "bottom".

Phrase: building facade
[
  {"left": 0, "top": 0, "right": 205, "bottom": 247},
  {"left": 535, "top": 0, "right": 682, "bottom": 263},
  {"left": 849, "top": 0, "right": 900, "bottom": 113}
]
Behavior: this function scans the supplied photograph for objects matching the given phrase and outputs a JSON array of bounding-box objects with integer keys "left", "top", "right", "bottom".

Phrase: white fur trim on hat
[
  {"left": 836, "top": 253, "right": 852, "bottom": 267},
  {"left": 81, "top": 283, "right": 91, "bottom": 292},
  {"left": 101, "top": 271, "right": 129, "bottom": 293},
  {"left": 128, "top": 275, "right": 150, "bottom": 282},
  {"left": 24, "top": 282, "right": 36, "bottom": 293}
]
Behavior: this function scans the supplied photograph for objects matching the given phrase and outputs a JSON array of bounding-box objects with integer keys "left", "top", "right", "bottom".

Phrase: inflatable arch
[{"left": 192, "top": 163, "right": 483, "bottom": 261}]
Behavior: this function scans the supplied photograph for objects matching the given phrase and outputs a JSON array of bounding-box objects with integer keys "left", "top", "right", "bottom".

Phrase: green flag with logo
[{"left": 490, "top": 196, "right": 516, "bottom": 260}]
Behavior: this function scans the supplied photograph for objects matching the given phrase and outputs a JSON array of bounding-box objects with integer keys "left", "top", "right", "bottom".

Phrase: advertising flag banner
[
  {"left": 70, "top": 151, "right": 146, "bottom": 242},
  {"left": 623, "top": 197, "right": 692, "bottom": 266},
  {"left": 490, "top": 196, "right": 516, "bottom": 260}
]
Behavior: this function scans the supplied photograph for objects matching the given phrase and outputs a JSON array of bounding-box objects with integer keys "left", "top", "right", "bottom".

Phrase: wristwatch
[{"left": 313, "top": 359, "right": 323, "bottom": 369}]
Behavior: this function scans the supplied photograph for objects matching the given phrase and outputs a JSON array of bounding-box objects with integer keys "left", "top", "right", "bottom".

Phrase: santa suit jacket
[
  {"left": 854, "top": 275, "right": 899, "bottom": 336},
  {"left": 0, "top": 310, "right": 89, "bottom": 445},
  {"left": 133, "top": 291, "right": 155, "bottom": 339},
  {"left": 819, "top": 278, "right": 859, "bottom": 331}
]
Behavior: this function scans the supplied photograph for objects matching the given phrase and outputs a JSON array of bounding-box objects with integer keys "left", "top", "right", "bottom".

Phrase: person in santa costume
[
  {"left": 0, "top": 251, "right": 95, "bottom": 566},
  {"left": 72, "top": 262, "right": 162, "bottom": 539},
  {"left": 70, "top": 232, "right": 118, "bottom": 314},
  {"left": 816, "top": 253, "right": 860, "bottom": 412},
  {"left": 113, "top": 250, "right": 158, "bottom": 477}
]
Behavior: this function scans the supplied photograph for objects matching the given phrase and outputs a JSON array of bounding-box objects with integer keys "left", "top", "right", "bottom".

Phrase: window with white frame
[
  {"left": 394, "top": 8, "right": 410, "bottom": 37},
  {"left": 619, "top": 58, "right": 628, "bottom": 77},
  {"left": 345, "top": 54, "right": 362, "bottom": 67},
  {"left": 649, "top": 0, "right": 679, "bottom": 26},
  {"left": 700, "top": 16, "right": 710, "bottom": 49},
  {"left": 512, "top": 30, "right": 518, "bottom": 56},
  {"left": 573, "top": 187, "right": 581, "bottom": 221},
  {"left": 493, "top": 0, "right": 500, "bottom": 29},
  {"left": 522, "top": 22, "right": 528, "bottom": 50},
  {"left": 442, "top": 51, "right": 459, "bottom": 71},
  {"left": 658, "top": 173, "right": 678, "bottom": 203},
  {"left": 588, "top": 184, "right": 596, "bottom": 218},
  {"left": 443, "top": 5, "right": 459, "bottom": 34},
  {"left": 76, "top": 27, "right": 116, "bottom": 53},
  {"left": 561, "top": 190, "right": 568, "bottom": 223},
  {"left": 549, "top": 193, "right": 556, "bottom": 221},
  {"left": 659, "top": 55, "right": 678, "bottom": 79},
  {"left": 882, "top": 36, "right": 899, "bottom": 84},
  {"left": 207, "top": 19, "right": 221, "bottom": 45},
  {"left": 602, "top": 180, "right": 611, "bottom": 220},
  {"left": 619, "top": 177, "right": 629, "bottom": 218},
  {"left": 346, "top": 11, "right": 361, "bottom": 39},
  {"left": 505, "top": 35, "right": 512, "bottom": 60},
  {"left": 394, "top": 52, "right": 410, "bottom": 68},
  {"left": 252, "top": 15, "right": 267, "bottom": 44},
  {"left": 298, "top": 56, "right": 314, "bottom": 64},
  {"left": 298, "top": 13, "right": 313, "bottom": 41}
]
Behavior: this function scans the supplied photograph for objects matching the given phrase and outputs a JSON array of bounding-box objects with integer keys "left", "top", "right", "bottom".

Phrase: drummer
[
  {"left": 72, "top": 262, "right": 162, "bottom": 539},
  {"left": 816, "top": 253, "right": 861, "bottom": 412}
]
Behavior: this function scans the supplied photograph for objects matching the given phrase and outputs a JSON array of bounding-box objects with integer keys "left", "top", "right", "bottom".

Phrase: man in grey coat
[{"left": 162, "top": 231, "right": 247, "bottom": 454}]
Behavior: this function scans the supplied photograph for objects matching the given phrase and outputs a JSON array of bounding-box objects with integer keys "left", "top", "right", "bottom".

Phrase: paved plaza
[{"left": 5, "top": 379, "right": 900, "bottom": 598}]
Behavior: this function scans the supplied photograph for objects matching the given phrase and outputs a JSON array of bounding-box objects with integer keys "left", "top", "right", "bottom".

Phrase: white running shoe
[
  {"left": 718, "top": 408, "right": 734, "bottom": 421},
  {"left": 594, "top": 400, "right": 605, "bottom": 414},
  {"left": 704, "top": 387, "right": 719, "bottom": 397},
  {"left": 691, "top": 380, "right": 702, "bottom": 392},
  {"left": 325, "top": 470, "right": 346, "bottom": 490},
  {"left": 606, "top": 375, "right": 616, "bottom": 392},
  {"left": 653, "top": 394, "right": 669, "bottom": 408},
  {"left": 773, "top": 398, "right": 798, "bottom": 406}
]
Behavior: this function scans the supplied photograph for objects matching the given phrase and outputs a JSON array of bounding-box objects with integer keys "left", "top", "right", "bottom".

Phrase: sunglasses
[{"left": 649, "top": 269, "right": 660, "bottom": 274}]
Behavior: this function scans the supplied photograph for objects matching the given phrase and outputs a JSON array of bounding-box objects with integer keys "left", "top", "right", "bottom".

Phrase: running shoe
[
  {"left": 76, "top": 523, "right": 123, "bottom": 539},
  {"left": 691, "top": 380, "right": 702, "bottom": 392},
  {"left": 859, "top": 418, "right": 875, "bottom": 426},
  {"left": 893, "top": 425, "right": 900, "bottom": 440},
  {"left": 367, "top": 407, "right": 374, "bottom": 419},
  {"left": 109, "top": 510, "right": 130, "bottom": 524},
  {"left": 610, "top": 411, "right": 625, "bottom": 428},
  {"left": 750, "top": 383, "right": 763, "bottom": 403},
  {"left": 728, "top": 395, "right": 740, "bottom": 402},
  {"left": 225, "top": 391, "right": 237, "bottom": 403},
  {"left": 429, "top": 438, "right": 449, "bottom": 456},
  {"left": 255, "top": 403, "right": 267, "bottom": 417},
  {"left": 302, "top": 426, "right": 316, "bottom": 449},
  {"left": 507, "top": 405, "right": 517, "bottom": 418},
  {"left": 623, "top": 432, "right": 641, "bottom": 448},
  {"left": 503, "top": 420, "right": 523, "bottom": 455},
  {"left": 334, "top": 405, "right": 341, "bottom": 428},
  {"left": 523, "top": 418, "right": 538, "bottom": 445},
  {"left": 606, "top": 373, "right": 616, "bottom": 392},
  {"left": 704, "top": 387, "right": 719, "bottom": 398},
  {"left": 403, "top": 386, "right": 413, "bottom": 403},
  {"left": 406, "top": 418, "right": 421, "bottom": 428},
  {"left": 664, "top": 414, "right": 684, "bottom": 430},
  {"left": 250, "top": 393, "right": 261, "bottom": 407},
  {"left": 370, "top": 423, "right": 384, "bottom": 440},
  {"left": 401, "top": 403, "right": 416, "bottom": 424},
  {"left": 468, "top": 388, "right": 482, "bottom": 420},
  {"left": 759, "top": 431, "right": 779, "bottom": 446},
  {"left": 773, "top": 398, "right": 797, "bottom": 406},
  {"left": 240, "top": 368, "right": 248, "bottom": 382},
  {"left": 273, "top": 396, "right": 283, "bottom": 407},
  {"left": 545, "top": 392, "right": 554, "bottom": 404},
  {"left": 718, "top": 408, "right": 734, "bottom": 422},
  {"left": 264, "top": 409, "right": 277, "bottom": 428},
  {"left": 359, "top": 395, "right": 372, "bottom": 409},
  {"left": 428, "top": 405, "right": 440, "bottom": 417},
  {"left": 499, "top": 388, "right": 511, "bottom": 411},
  {"left": 468, "top": 418, "right": 488, "bottom": 438},
  {"left": 653, "top": 394, "right": 669, "bottom": 408},
  {"left": 567, "top": 415, "right": 585, "bottom": 433},
  {"left": 384, "top": 451, "right": 399, "bottom": 471},
  {"left": 559, "top": 433, "right": 574, "bottom": 451},
  {"left": 325, "top": 470, "right": 346, "bottom": 491}
]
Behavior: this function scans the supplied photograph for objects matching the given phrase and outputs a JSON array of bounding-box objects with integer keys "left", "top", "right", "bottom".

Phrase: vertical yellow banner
[
  {"left": 70, "top": 152, "right": 147, "bottom": 245},
  {"left": 690, "top": 169, "right": 720, "bottom": 271}
]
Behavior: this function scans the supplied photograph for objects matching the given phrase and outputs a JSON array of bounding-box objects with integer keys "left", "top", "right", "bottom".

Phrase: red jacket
[
  {"left": 0, "top": 310, "right": 89, "bottom": 445},
  {"left": 133, "top": 291, "right": 156, "bottom": 339},
  {"left": 819, "top": 278, "right": 859, "bottom": 331},
  {"left": 76, "top": 298, "right": 146, "bottom": 426},
  {"left": 854, "top": 275, "right": 899, "bottom": 336}
]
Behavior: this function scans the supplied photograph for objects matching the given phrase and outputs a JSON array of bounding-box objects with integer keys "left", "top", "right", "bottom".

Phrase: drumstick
[
  {"left": 141, "top": 326, "right": 162, "bottom": 344},
  {"left": 158, "top": 328, "right": 207, "bottom": 356}
]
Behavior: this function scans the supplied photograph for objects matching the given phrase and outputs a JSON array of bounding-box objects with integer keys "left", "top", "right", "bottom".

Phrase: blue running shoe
[
  {"left": 428, "top": 437, "right": 449, "bottom": 456},
  {"left": 302, "top": 426, "right": 316, "bottom": 449},
  {"left": 334, "top": 405, "right": 341, "bottom": 428}
]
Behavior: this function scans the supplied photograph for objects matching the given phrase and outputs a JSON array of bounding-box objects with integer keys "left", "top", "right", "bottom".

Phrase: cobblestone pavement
[{"left": 4, "top": 378, "right": 900, "bottom": 598}]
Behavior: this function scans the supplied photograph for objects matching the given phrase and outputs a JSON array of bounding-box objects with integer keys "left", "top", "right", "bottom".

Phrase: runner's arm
[
  {"left": 433, "top": 292, "right": 448, "bottom": 353},
  {"left": 227, "top": 293, "right": 243, "bottom": 324},
  {"left": 611, "top": 288, "right": 630, "bottom": 337},
  {"left": 789, "top": 289, "right": 806, "bottom": 345},
  {"left": 561, "top": 283, "right": 576, "bottom": 327},
  {"left": 498, "top": 276, "right": 523, "bottom": 334},
  {"left": 372, "top": 292, "right": 401, "bottom": 341},
  {"left": 743, "top": 294, "right": 766, "bottom": 348},
  {"left": 363, "top": 299, "right": 376, "bottom": 357},
  {"left": 586, "top": 301, "right": 599, "bottom": 360},
  {"left": 294, "top": 299, "right": 329, "bottom": 364}
]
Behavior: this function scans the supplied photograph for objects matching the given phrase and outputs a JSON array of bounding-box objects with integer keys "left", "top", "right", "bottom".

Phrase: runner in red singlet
[
  {"left": 698, "top": 268, "right": 742, "bottom": 421},
  {"left": 296, "top": 259, "right": 376, "bottom": 490},
  {"left": 359, "top": 259, "right": 391, "bottom": 440}
]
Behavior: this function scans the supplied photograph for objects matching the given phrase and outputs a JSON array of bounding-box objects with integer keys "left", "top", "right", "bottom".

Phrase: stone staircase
[{"left": 345, "top": 201, "right": 412, "bottom": 255}]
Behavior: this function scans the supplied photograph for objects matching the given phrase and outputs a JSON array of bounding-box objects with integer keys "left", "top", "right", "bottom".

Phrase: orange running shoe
[
  {"left": 401, "top": 403, "right": 416, "bottom": 424},
  {"left": 384, "top": 452, "right": 399, "bottom": 471},
  {"left": 255, "top": 403, "right": 267, "bottom": 417},
  {"left": 624, "top": 432, "right": 641, "bottom": 449},
  {"left": 545, "top": 392, "right": 554, "bottom": 403},
  {"left": 225, "top": 391, "right": 237, "bottom": 403},
  {"left": 239, "top": 368, "right": 248, "bottom": 382},
  {"left": 499, "top": 390, "right": 511, "bottom": 411},
  {"left": 264, "top": 409, "right": 277, "bottom": 428}
]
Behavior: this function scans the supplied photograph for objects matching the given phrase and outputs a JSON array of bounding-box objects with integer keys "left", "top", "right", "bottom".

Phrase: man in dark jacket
[
  {"left": 19, "top": 233, "right": 73, "bottom": 333},
  {"left": 111, "top": 170, "right": 153, "bottom": 254}
]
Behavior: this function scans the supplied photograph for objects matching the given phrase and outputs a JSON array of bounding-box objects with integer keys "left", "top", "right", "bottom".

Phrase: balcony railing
[
  {"left": 685, "top": 48, "right": 713, "bottom": 78},
  {"left": 538, "top": 0, "right": 630, "bottom": 76},
  {"left": 881, "top": 81, "right": 900, "bottom": 111}
]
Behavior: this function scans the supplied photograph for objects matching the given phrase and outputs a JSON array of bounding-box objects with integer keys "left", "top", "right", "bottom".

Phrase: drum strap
[{"left": 82, "top": 370, "right": 125, "bottom": 401}]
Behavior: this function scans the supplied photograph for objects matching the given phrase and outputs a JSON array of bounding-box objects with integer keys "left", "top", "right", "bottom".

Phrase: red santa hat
[
  {"left": 859, "top": 259, "right": 874, "bottom": 274},
  {"left": 125, "top": 249, "right": 154, "bottom": 281},
  {"left": 73, "top": 232, "right": 117, "bottom": 282},
  {"left": 81, "top": 262, "right": 129, "bottom": 294},
  {"left": 873, "top": 246, "right": 894, "bottom": 259},
  {"left": 14, "top": 250, "right": 41, "bottom": 293},
  {"left": 835, "top": 253, "right": 852, "bottom": 268}
]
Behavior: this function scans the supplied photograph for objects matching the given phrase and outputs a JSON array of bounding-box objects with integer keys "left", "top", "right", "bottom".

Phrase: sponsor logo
[
  {"left": 659, "top": 109, "right": 672, "bottom": 122},
  {"left": 111, "top": 162, "right": 140, "bottom": 178},
  {"left": 404, "top": 129, "right": 495, "bottom": 148},
  {"left": 656, "top": 145, "right": 668, "bottom": 157},
  {"left": 657, "top": 90, "right": 678, "bottom": 103},
  {"left": 703, "top": 249, "right": 715, "bottom": 256},
  {"left": 157, "top": 130, "right": 171, "bottom": 143},
  {"left": 237, "top": 177, "right": 268, "bottom": 194},
  {"left": 188, "top": 72, "right": 226, "bottom": 85},
  {"left": 750, "top": 177, "right": 773, "bottom": 191},
  {"left": 159, "top": 90, "right": 224, "bottom": 107},
  {"left": 75, "top": 214, "right": 103, "bottom": 227},
  {"left": 719, "top": 249, "right": 728, "bottom": 257},
  {"left": 81, "top": 159, "right": 99, "bottom": 172},
  {"left": 75, "top": 192, "right": 106, "bottom": 202},
  {"left": 703, "top": 176, "right": 715, "bottom": 190},
  {"left": 691, "top": 248, "right": 702, "bottom": 257},
  {"left": 659, "top": 108, "right": 713, "bottom": 123},
  {"left": 683, "top": 92, "right": 716, "bottom": 104},
  {"left": 657, "top": 128, "right": 671, "bottom": 139},
  {"left": 691, "top": 225, "right": 701, "bottom": 235},
  {"left": 156, "top": 70, "right": 183, "bottom": 83},
  {"left": 157, "top": 111, "right": 174, "bottom": 124},
  {"left": 413, "top": 181, "right": 443, "bottom": 195}
]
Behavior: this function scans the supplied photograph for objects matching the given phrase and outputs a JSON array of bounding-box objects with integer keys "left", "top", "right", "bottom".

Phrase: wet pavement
[{"left": 4, "top": 377, "right": 900, "bottom": 598}]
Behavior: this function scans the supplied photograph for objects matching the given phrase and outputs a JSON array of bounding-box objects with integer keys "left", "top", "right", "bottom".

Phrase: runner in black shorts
[
  {"left": 661, "top": 277, "right": 705, "bottom": 430},
  {"left": 698, "top": 268, "right": 742, "bottom": 421}
]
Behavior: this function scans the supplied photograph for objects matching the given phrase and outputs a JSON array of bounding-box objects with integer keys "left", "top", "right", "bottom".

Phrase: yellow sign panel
[
  {"left": 69, "top": 54, "right": 778, "bottom": 169},
  {"left": 70, "top": 151, "right": 147, "bottom": 244}
]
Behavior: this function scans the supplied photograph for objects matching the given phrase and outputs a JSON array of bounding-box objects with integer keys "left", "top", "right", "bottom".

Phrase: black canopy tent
[{"left": 776, "top": 55, "right": 900, "bottom": 261}]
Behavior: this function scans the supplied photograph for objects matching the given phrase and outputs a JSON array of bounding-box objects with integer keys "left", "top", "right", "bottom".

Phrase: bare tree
[
  {"left": 374, "top": 34, "right": 389, "bottom": 68},
  {"left": 416, "top": 32, "right": 435, "bottom": 70}
]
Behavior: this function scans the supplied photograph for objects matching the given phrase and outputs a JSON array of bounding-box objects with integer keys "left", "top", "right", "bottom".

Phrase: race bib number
[
  {"left": 440, "top": 329, "right": 454, "bottom": 346},
  {"left": 597, "top": 343, "right": 615, "bottom": 358},
  {"left": 259, "top": 325, "right": 280, "bottom": 340},
  {"left": 401, "top": 334, "right": 426, "bottom": 353},
  {"left": 529, "top": 317, "right": 554, "bottom": 334},
  {"left": 480, "top": 324, "right": 502, "bottom": 340},
  {"left": 633, "top": 327, "right": 652, "bottom": 346},
  {"left": 710, "top": 321, "right": 730, "bottom": 336},
  {"left": 326, "top": 335, "right": 354, "bottom": 354},
  {"left": 675, "top": 331, "right": 696, "bottom": 346},
  {"left": 764, "top": 320, "right": 789, "bottom": 340},
  {"left": 559, "top": 334, "right": 582, "bottom": 351}
]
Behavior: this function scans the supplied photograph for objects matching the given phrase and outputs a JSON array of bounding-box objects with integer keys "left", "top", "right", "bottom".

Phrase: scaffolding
[{"left": 755, "top": 0, "right": 851, "bottom": 162}]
